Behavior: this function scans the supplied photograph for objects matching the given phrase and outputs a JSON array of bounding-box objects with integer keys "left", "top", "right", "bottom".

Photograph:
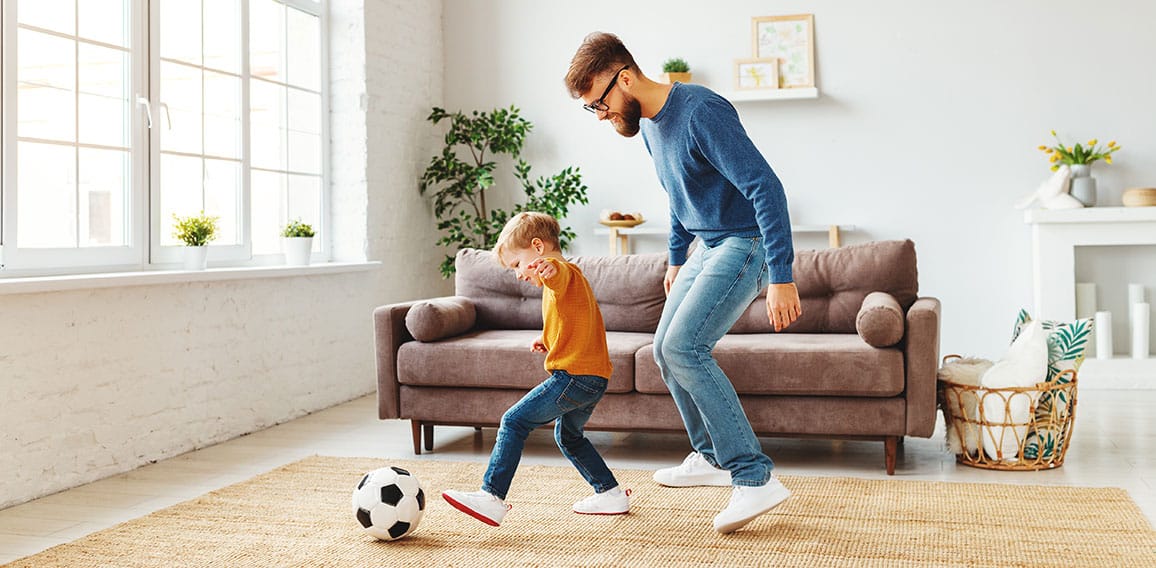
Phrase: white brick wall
[{"left": 0, "top": 0, "right": 451, "bottom": 509}]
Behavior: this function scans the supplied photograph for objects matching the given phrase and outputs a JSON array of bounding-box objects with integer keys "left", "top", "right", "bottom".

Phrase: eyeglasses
[{"left": 582, "top": 65, "right": 629, "bottom": 114}]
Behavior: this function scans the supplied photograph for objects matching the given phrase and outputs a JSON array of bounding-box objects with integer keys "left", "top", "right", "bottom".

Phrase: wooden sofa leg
[
  {"left": 884, "top": 436, "right": 899, "bottom": 475},
  {"left": 411, "top": 421, "right": 422, "bottom": 455},
  {"left": 423, "top": 424, "right": 435, "bottom": 451}
]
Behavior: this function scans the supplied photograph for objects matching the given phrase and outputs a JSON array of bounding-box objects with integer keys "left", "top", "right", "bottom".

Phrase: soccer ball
[{"left": 351, "top": 466, "right": 426, "bottom": 541}]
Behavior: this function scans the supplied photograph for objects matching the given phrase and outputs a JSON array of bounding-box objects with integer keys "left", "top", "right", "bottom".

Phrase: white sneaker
[
  {"left": 712, "top": 477, "right": 792, "bottom": 534},
  {"left": 653, "top": 452, "right": 732, "bottom": 487},
  {"left": 442, "top": 489, "right": 511, "bottom": 526},
  {"left": 573, "top": 487, "right": 631, "bottom": 515}
]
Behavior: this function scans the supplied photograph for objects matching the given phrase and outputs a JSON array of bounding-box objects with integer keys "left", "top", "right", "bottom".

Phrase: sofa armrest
[
  {"left": 373, "top": 300, "right": 423, "bottom": 419},
  {"left": 903, "top": 297, "right": 941, "bottom": 437}
]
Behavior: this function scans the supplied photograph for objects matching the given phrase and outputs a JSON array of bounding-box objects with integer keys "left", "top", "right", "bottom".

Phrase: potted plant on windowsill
[
  {"left": 173, "top": 211, "right": 218, "bottom": 271},
  {"left": 661, "top": 57, "right": 691, "bottom": 84},
  {"left": 281, "top": 218, "right": 316, "bottom": 266}
]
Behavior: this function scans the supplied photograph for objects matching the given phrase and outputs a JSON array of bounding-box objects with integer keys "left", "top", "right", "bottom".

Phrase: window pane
[
  {"left": 250, "top": 79, "right": 286, "bottom": 170},
  {"left": 17, "top": 142, "right": 77, "bottom": 248},
  {"left": 251, "top": 170, "right": 285, "bottom": 255},
  {"left": 160, "top": 154, "right": 204, "bottom": 246},
  {"left": 160, "top": 0, "right": 202, "bottom": 65},
  {"left": 250, "top": 0, "right": 286, "bottom": 84},
  {"left": 287, "top": 89, "right": 320, "bottom": 174},
  {"left": 79, "top": 148, "right": 129, "bottom": 247},
  {"left": 160, "top": 62, "right": 203, "bottom": 154},
  {"left": 204, "top": 159, "right": 241, "bottom": 245},
  {"left": 78, "top": 0, "right": 129, "bottom": 48},
  {"left": 287, "top": 174, "right": 321, "bottom": 252},
  {"left": 18, "top": 29, "right": 75, "bottom": 142},
  {"left": 78, "top": 44, "right": 130, "bottom": 148},
  {"left": 203, "top": 0, "right": 241, "bottom": 74},
  {"left": 204, "top": 71, "right": 242, "bottom": 159},
  {"left": 286, "top": 7, "right": 319, "bottom": 91},
  {"left": 18, "top": 0, "right": 75, "bottom": 35}
]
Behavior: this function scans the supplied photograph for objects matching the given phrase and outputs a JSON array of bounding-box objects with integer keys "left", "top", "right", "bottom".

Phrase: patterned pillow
[{"left": 1010, "top": 309, "right": 1092, "bottom": 460}]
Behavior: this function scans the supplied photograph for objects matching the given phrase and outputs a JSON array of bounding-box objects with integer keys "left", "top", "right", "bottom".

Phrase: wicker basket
[{"left": 937, "top": 355, "right": 1079, "bottom": 471}]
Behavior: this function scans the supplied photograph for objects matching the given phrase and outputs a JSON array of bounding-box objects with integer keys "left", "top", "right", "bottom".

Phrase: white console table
[{"left": 1025, "top": 206, "right": 1156, "bottom": 388}]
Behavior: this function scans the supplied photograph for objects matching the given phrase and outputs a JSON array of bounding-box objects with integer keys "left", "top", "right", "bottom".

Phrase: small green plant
[
  {"left": 1038, "top": 130, "right": 1120, "bottom": 170},
  {"left": 281, "top": 218, "right": 316, "bottom": 238},
  {"left": 172, "top": 211, "right": 218, "bottom": 247},
  {"left": 662, "top": 57, "right": 690, "bottom": 73}
]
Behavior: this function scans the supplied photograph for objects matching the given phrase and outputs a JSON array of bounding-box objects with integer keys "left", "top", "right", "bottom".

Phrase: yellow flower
[
  {"left": 1087, "top": 139, "right": 1097, "bottom": 146},
  {"left": 1050, "top": 130, "right": 1056, "bottom": 136},
  {"left": 1105, "top": 156, "right": 1113, "bottom": 164},
  {"left": 1045, "top": 148, "right": 1054, "bottom": 154},
  {"left": 1050, "top": 165, "right": 1060, "bottom": 171},
  {"left": 1049, "top": 154, "right": 1060, "bottom": 163},
  {"left": 1109, "top": 140, "right": 1117, "bottom": 147},
  {"left": 1037, "top": 145, "right": 1047, "bottom": 151}
]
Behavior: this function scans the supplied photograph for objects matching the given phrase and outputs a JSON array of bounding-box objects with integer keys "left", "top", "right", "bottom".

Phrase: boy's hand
[
  {"left": 525, "top": 258, "right": 558, "bottom": 281},
  {"left": 766, "top": 282, "right": 802, "bottom": 332},
  {"left": 531, "top": 337, "right": 548, "bottom": 353}
]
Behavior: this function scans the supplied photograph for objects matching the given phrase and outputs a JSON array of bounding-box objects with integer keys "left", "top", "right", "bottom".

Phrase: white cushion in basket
[{"left": 979, "top": 319, "right": 1047, "bottom": 461}]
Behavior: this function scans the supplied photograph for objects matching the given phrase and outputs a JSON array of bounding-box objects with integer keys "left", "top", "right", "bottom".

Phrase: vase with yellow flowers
[{"left": 1038, "top": 131, "right": 1121, "bottom": 207}]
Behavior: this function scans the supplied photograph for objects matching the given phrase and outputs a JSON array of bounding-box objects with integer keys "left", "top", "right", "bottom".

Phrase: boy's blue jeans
[
  {"left": 654, "top": 236, "right": 776, "bottom": 487},
  {"left": 483, "top": 370, "right": 618, "bottom": 500}
]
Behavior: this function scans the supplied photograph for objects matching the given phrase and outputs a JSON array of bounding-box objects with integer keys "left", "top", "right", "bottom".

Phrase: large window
[{"left": 0, "top": 0, "right": 326, "bottom": 275}]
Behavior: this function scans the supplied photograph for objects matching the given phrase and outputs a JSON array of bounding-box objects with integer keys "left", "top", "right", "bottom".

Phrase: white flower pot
[
  {"left": 183, "top": 245, "right": 208, "bottom": 271},
  {"left": 283, "top": 237, "right": 313, "bottom": 266}
]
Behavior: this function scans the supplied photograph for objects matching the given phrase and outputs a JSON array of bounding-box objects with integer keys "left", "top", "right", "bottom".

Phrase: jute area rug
[{"left": 8, "top": 456, "right": 1156, "bottom": 568}]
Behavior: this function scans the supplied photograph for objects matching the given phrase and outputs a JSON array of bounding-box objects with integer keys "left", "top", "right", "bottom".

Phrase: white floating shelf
[{"left": 725, "top": 87, "right": 819, "bottom": 103}]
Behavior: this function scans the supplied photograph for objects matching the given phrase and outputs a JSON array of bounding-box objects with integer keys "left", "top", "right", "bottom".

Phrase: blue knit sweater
[{"left": 640, "top": 83, "right": 794, "bottom": 283}]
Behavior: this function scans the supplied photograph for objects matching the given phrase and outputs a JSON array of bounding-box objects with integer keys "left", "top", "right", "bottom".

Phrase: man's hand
[
  {"left": 766, "top": 282, "right": 802, "bottom": 332},
  {"left": 531, "top": 337, "right": 548, "bottom": 354},
  {"left": 525, "top": 258, "right": 558, "bottom": 282},
  {"left": 663, "top": 265, "right": 681, "bottom": 295}
]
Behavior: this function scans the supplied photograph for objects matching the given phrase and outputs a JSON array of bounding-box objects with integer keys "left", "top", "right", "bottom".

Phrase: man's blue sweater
[{"left": 640, "top": 83, "right": 794, "bottom": 283}]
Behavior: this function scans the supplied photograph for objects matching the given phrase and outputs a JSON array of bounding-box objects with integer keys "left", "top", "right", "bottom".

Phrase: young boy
[{"left": 441, "top": 212, "right": 630, "bottom": 526}]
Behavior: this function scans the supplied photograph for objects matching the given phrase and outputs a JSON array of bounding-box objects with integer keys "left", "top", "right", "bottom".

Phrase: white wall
[
  {"left": 442, "top": 0, "right": 1156, "bottom": 358},
  {"left": 0, "top": 0, "right": 450, "bottom": 509}
]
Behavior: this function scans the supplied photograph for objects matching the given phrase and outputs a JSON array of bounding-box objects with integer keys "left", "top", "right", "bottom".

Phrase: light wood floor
[{"left": 2, "top": 389, "right": 1154, "bottom": 563}]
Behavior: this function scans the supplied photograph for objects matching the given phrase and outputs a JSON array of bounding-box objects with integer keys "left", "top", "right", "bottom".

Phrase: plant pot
[
  {"left": 183, "top": 245, "right": 208, "bottom": 271},
  {"left": 283, "top": 236, "right": 313, "bottom": 266},
  {"left": 1069, "top": 164, "right": 1097, "bottom": 207},
  {"left": 662, "top": 72, "right": 692, "bottom": 84}
]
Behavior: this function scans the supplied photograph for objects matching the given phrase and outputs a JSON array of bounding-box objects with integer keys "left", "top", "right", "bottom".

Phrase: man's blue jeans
[
  {"left": 482, "top": 370, "right": 618, "bottom": 500},
  {"left": 654, "top": 236, "right": 776, "bottom": 486}
]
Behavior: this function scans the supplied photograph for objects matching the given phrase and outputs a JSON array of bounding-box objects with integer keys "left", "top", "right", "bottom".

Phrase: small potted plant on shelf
[
  {"left": 172, "top": 211, "right": 218, "bottom": 271},
  {"left": 661, "top": 57, "right": 691, "bottom": 84},
  {"left": 281, "top": 218, "right": 316, "bottom": 266}
]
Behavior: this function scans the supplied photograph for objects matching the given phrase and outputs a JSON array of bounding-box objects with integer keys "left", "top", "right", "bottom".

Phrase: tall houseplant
[{"left": 420, "top": 106, "right": 589, "bottom": 277}]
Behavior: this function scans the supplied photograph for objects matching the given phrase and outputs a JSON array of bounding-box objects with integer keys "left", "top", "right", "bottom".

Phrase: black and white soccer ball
[{"left": 351, "top": 466, "right": 426, "bottom": 541}]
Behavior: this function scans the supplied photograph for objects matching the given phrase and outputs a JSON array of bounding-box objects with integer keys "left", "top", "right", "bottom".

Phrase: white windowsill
[{"left": 0, "top": 261, "right": 381, "bottom": 296}]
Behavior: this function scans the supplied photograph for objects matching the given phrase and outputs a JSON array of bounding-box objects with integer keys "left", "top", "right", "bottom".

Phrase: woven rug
[{"left": 8, "top": 456, "right": 1156, "bottom": 568}]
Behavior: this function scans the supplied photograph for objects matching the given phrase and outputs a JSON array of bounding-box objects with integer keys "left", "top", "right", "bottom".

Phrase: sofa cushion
[
  {"left": 635, "top": 333, "right": 905, "bottom": 397},
  {"left": 730, "top": 240, "right": 919, "bottom": 334},
  {"left": 397, "top": 329, "right": 653, "bottom": 394},
  {"left": 404, "top": 296, "right": 477, "bottom": 342},
  {"left": 856, "top": 292, "right": 905, "bottom": 347},
  {"left": 454, "top": 248, "right": 667, "bottom": 333}
]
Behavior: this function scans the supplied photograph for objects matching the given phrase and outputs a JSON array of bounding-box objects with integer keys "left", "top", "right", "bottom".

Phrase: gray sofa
[{"left": 373, "top": 240, "right": 941, "bottom": 474}]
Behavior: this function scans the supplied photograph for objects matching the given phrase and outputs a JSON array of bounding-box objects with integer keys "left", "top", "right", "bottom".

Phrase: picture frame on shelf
[
  {"left": 734, "top": 58, "right": 780, "bottom": 91},
  {"left": 752, "top": 14, "right": 815, "bottom": 88}
]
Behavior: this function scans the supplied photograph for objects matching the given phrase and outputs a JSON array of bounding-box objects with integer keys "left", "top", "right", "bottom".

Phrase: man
[{"left": 565, "top": 32, "right": 803, "bottom": 534}]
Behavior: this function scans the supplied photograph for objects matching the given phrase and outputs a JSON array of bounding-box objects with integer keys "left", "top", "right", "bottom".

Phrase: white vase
[
  {"left": 1068, "top": 164, "right": 1097, "bottom": 207},
  {"left": 283, "top": 237, "right": 313, "bottom": 266},
  {"left": 183, "top": 246, "right": 208, "bottom": 271}
]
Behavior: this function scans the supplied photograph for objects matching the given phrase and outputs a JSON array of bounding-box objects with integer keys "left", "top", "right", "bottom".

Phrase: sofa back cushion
[
  {"left": 454, "top": 248, "right": 668, "bottom": 333},
  {"left": 730, "top": 239, "right": 919, "bottom": 334}
]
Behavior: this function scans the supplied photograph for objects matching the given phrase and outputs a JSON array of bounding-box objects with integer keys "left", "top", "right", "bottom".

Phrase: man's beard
[{"left": 611, "top": 94, "right": 642, "bottom": 137}]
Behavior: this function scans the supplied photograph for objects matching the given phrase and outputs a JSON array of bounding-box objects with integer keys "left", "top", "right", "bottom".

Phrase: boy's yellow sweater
[{"left": 539, "top": 257, "right": 612, "bottom": 379}]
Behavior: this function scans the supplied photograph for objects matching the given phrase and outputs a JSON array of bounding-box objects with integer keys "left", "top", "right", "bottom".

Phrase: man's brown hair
[{"left": 564, "top": 32, "right": 638, "bottom": 99}]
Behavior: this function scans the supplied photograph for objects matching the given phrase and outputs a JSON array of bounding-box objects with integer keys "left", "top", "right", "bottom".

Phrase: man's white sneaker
[
  {"left": 712, "top": 477, "right": 791, "bottom": 534},
  {"left": 442, "top": 489, "right": 511, "bottom": 526},
  {"left": 653, "top": 452, "right": 732, "bottom": 487},
  {"left": 573, "top": 487, "right": 632, "bottom": 515}
]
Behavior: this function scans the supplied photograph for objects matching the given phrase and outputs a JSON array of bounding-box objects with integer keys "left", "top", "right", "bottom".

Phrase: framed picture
[
  {"left": 734, "top": 58, "right": 779, "bottom": 91},
  {"left": 751, "top": 14, "right": 815, "bottom": 88}
]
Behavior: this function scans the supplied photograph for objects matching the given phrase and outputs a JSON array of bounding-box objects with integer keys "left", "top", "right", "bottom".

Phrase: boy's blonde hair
[{"left": 494, "top": 212, "right": 561, "bottom": 267}]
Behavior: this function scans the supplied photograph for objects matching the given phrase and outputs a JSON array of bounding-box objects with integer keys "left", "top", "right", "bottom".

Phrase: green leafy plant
[
  {"left": 662, "top": 57, "right": 690, "bottom": 73},
  {"left": 172, "top": 211, "right": 218, "bottom": 247},
  {"left": 420, "top": 105, "right": 589, "bottom": 278},
  {"left": 281, "top": 218, "right": 316, "bottom": 238},
  {"left": 1038, "top": 130, "right": 1120, "bottom": 170}
]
